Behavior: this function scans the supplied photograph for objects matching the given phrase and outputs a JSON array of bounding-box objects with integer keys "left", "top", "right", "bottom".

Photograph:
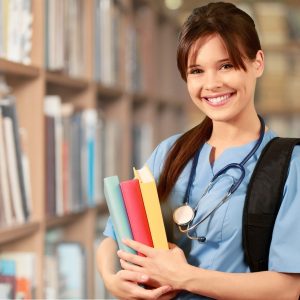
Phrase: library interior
[{"left": 0, "top": 0, "right": 299, "bottom": 298}]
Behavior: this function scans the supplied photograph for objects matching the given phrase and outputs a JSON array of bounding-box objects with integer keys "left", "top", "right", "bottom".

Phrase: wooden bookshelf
[
  {"left": 46, "top": 71, "right": 90, "bottom": 90},
  {"left": 0, "top": 0, "right": 187, "bottom": 299},
  {"left": 0, "top": 222, "right": 40, "bottom": 246},
  {"left": 0, "top": 58, "right": 40, "bottom": 79}
]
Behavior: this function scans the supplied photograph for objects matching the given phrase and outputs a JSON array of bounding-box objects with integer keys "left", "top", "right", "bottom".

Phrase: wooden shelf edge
[
  {"left": 258, "top": 105, "right": 300, "bottom": 116},
  {"left": 0, "top": 221, "right": 40, "bottom": 246},
  {"left": 46, "top": 71, "right": 89, "bottom": 90},
  {"left": 95, "top": 202, "right": 108, "bottom": 214},
  {"left": 97, "top": 82, "right": 123, "bottom": 98},
  {"left": 156, "top": 96, "right": 184, "bottom": 108},
  {"left": 46, "top": 210, "right": 88, "bottom": 229},
  {"left": 0, "top": 58, "right": 40, "bottom": 78}
]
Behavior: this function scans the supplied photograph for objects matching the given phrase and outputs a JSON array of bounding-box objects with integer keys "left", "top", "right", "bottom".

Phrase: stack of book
[{"left": 104, "top": 165, "right": 168, "bottom": 254}]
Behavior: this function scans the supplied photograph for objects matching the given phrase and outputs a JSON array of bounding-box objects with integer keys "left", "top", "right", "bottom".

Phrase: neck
[{"left": 207, "top": 114, "right": 262, "bottom": 149}]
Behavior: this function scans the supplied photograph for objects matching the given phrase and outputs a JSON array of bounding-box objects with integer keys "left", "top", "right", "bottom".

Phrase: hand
[
  {"left": 117, "top": 239, "right": 188, "bottom": 290},
  {"left": 105, "top": 269, "right": 172, "bottom": 300}
]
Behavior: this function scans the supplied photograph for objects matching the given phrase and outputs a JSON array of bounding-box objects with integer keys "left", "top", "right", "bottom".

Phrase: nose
[{"left": 203, "top": 71, "right": 222, "bottom": 91}]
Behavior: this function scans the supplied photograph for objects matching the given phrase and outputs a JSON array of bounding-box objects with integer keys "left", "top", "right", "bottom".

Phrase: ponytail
[{"left": 157, "top": 117, "right": 212, "bottom": 201}]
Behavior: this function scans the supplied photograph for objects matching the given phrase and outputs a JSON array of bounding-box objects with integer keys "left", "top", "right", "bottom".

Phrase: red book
[{"left": 120, "top": 179, "right": 154, "bottom": 255}]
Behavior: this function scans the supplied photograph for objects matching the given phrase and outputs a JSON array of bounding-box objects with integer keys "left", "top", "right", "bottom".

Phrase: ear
[{"left": 254, "top": 50, "right": 264, "bottom": 78}]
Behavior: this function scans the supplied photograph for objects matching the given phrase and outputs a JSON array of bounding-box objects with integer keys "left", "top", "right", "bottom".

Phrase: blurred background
[{"left": 0, "top": 0, "right": 299, "bottom": 299}]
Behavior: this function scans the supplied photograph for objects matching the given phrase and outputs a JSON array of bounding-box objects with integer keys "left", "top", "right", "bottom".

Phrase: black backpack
[{"left": 243, "top": 137, "right": 300, "bottom": 272}]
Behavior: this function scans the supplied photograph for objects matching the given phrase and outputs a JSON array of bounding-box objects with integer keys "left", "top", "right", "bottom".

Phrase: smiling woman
[{"left": 97, "top": 2, "right": 300, "bottom": 300}]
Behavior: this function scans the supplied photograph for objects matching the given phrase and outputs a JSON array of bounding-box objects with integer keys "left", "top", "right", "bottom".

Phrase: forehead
[{"left": 188, "top": 34, "right": 229, "bottom": 65}]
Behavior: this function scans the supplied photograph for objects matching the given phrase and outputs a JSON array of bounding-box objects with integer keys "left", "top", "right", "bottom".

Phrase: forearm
[
  {"left": 178, "top": 265, "right": 300, "bottom": 300},
  {"left": 96, "top": 237, "right": 118, "bottom": 281}
]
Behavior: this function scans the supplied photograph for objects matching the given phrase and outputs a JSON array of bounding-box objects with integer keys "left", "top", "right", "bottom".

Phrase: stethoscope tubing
[{"left": 176, "top": 115, "right": 266, "bottom": 239}]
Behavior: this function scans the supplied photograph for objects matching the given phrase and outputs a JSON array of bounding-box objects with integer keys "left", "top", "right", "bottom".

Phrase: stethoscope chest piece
[{"left": 173, "top": 204, "right": 194, "bottom": 226}]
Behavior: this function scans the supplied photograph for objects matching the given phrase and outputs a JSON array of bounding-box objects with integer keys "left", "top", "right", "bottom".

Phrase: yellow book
[{"left": 133, "top": 165, "right": 168, "bottom": 249}]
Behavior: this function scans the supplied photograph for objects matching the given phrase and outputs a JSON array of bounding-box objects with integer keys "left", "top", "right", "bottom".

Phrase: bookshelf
[
  {"left": 0, "top": 0, "right": 187, "bottom": 299},
  {"left": 253, "top": 2, "right": 300, "bottom": 137}
]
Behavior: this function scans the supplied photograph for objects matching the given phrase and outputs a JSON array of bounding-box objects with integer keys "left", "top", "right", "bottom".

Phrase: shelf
[
  {"left": 46, "top": 210, "right": 88, "bottom": 229},
  {"left": 0, "top": 221, "right": 40, "bottom": 246},
  {"left": 96, "top": 82, "right": 123, "bottom": 98},
  {"left": 95, "top": 202, "right": 108, "bottom": 214},
  {"left": 46, "top": 71, "right": 90, "bottom": 90},
  {"left": 262, "top": 41, "right": 300, "bottom": 54},
  {"left": 131, "top": 91, "right": 150, "bottom": 103},
  {"left": 258, "top": 105, "right": 300, "bottom": 116},
  {"left": 0, "top": 58, "right": 40, "bottom": 79},
  {"left": 157, "top": 96, "right": 184, "bottom": 108}
]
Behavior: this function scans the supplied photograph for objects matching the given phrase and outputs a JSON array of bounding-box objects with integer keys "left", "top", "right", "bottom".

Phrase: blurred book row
[
  {"left": 0, "top": 216, "right": 109, "bottom": 300},
  {"left": 0, "top": 86, "right": 154, "bottom": 227},
  {"left": 0, "top": 0, "right": 33, "bottom": 65}
]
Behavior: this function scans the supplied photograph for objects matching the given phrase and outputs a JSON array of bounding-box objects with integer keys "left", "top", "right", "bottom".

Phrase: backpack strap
[{"left": 243, "top": 137, "right": 300, "bottom": 272}]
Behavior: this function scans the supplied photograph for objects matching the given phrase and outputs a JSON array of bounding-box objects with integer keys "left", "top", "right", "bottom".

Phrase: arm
[
  {"left": 96, "top": 237, "right": 172, "bottom": 300},
  {"left": 182, "top": 266, "right": 300, "bottom": 300},
  {"left": 118, "top": 239, "right": 300, "bottom": 300}
]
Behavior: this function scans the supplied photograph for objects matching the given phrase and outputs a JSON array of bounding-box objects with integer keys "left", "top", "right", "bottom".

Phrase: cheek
[{"left": 187, "top": 79, "right": 201, "bottom": 98}]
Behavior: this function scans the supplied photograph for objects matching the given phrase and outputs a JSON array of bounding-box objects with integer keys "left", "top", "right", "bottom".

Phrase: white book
[
  {"left": 3, "top": 117, "right": 25, "bottom": 223},
  {"left": 0, "top": 110, "right": 14, "bottom": 225}
]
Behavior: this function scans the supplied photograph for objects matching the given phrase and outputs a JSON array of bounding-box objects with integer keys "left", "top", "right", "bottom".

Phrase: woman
[{"left": 97, "top": 2, "right": 300, "bottom": 299}]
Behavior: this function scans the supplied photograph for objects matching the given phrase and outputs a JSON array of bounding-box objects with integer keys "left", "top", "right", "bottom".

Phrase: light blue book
[{"left": 104, "top": 176, "right": 136, "bottom": 254}]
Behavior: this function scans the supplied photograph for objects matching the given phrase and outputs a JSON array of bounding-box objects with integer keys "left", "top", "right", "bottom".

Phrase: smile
[{"left": 203, "top": 93, "right": 235, "bottom": 107}]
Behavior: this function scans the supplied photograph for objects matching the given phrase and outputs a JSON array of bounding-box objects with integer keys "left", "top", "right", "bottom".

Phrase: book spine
[
  {"left": 140, "top": 182, "right": 168, "bottom": 250},
  {"left": 120, "top": 179, "right": 153, "bottom": 254},
  {"left": 104, "top": 176, "right": 136, "bottom": 254}
]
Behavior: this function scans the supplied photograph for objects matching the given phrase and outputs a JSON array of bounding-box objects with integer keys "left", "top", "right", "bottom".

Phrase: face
[{"left": 186, "top": 34, "right": 264, "bottom": 123}]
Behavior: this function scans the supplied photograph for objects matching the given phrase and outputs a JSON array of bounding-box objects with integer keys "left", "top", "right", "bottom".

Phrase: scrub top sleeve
[
  {"left": 146, "top": 133, "right": 182, "bottom": 182},
  {"left": 103, "top": 216, "right": 117, "bottom": 241},
  {"left": 268, "top": 146, "right": 300, "bottom": 273}
]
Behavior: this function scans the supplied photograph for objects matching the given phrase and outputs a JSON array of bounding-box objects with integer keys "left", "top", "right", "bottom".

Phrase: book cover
[
  {"left": 103, "top": 176, "right": 136, "bottom": 254},
  {"left": 134, "top": 165, "right": 168, "bottom": 250},
  {"left": 120, "top": 178, "right": 153, "bottom": 254}
]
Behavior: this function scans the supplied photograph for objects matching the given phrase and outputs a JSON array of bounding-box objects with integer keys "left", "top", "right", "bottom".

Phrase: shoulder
[
  {"left": 286, "top": 142, "right": 300, "bottom": 184},
  {"left": 146, "top": 133, "right": 182, "bottom": 180}
]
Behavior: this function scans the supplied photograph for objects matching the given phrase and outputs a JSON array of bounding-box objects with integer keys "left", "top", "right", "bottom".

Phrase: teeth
[{"left": 206, "top": 94, "right": 231, "bottom": 104}]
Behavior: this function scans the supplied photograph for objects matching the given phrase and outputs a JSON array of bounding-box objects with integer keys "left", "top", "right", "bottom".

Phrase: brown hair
[{"left": 157, "top": 2, "right": 262, "bottom": 202}]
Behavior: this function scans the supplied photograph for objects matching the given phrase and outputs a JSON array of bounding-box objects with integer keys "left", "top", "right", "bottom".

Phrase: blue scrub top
[{"left": 103, "top": 129, "right": 300, "bottom": 299}]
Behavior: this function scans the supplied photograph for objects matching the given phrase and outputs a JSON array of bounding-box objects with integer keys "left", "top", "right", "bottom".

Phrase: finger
[
  {"left": 117, "top": 249, "right": 145, "bottom": 266},
  {"left": 120, "top": 258, "right": 144, "bottom": 273},
  {"left": 118, "top": 270, "right": 149, "bottom": 283},
  {"left": 136, "top": 285, "right": 172, "bottom": 300},
  {"left": 122, "top": 239, "right": 154, "bottom": 257}
]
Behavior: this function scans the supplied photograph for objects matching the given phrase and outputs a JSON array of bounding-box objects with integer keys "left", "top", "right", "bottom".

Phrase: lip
[{"left": 202, "top": 92, "right": 235, "bottom": 107}]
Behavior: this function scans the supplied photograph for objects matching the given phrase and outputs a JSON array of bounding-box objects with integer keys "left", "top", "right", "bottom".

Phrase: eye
[
  {"left": 220, "top": 63, "right": 234, "bottom": 70},
  {"left": 189, "top": 68, "right": 204, "bottom": 75}
]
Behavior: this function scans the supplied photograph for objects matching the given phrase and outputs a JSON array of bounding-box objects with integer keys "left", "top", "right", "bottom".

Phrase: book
[
  {"left": 120, "top": 178, "right": 153, "bottom": 254},
  {"left": 0, "top": 108, "right": 14, "bottom": 226},
  {"left": 134, "top": 165, "right": 168, "bottom": 250},
  {"left": 56, "top": 242, "right": 86, "bottom": 299},
  {"left": 103, "top": 176, "right": 136, "bottom": 254},
  {"left": 0, "top": 97, "right": 29, "bottom": 222}
]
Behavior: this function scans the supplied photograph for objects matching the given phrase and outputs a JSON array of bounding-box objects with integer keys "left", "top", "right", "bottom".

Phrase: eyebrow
[{"left": 187, "top": 58, "right": 231, "bottom": 69}]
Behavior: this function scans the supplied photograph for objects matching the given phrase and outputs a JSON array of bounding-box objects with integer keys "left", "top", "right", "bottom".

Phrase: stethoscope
[{"left": 173, "top": 116, "right": 265, "bottom": 242}]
